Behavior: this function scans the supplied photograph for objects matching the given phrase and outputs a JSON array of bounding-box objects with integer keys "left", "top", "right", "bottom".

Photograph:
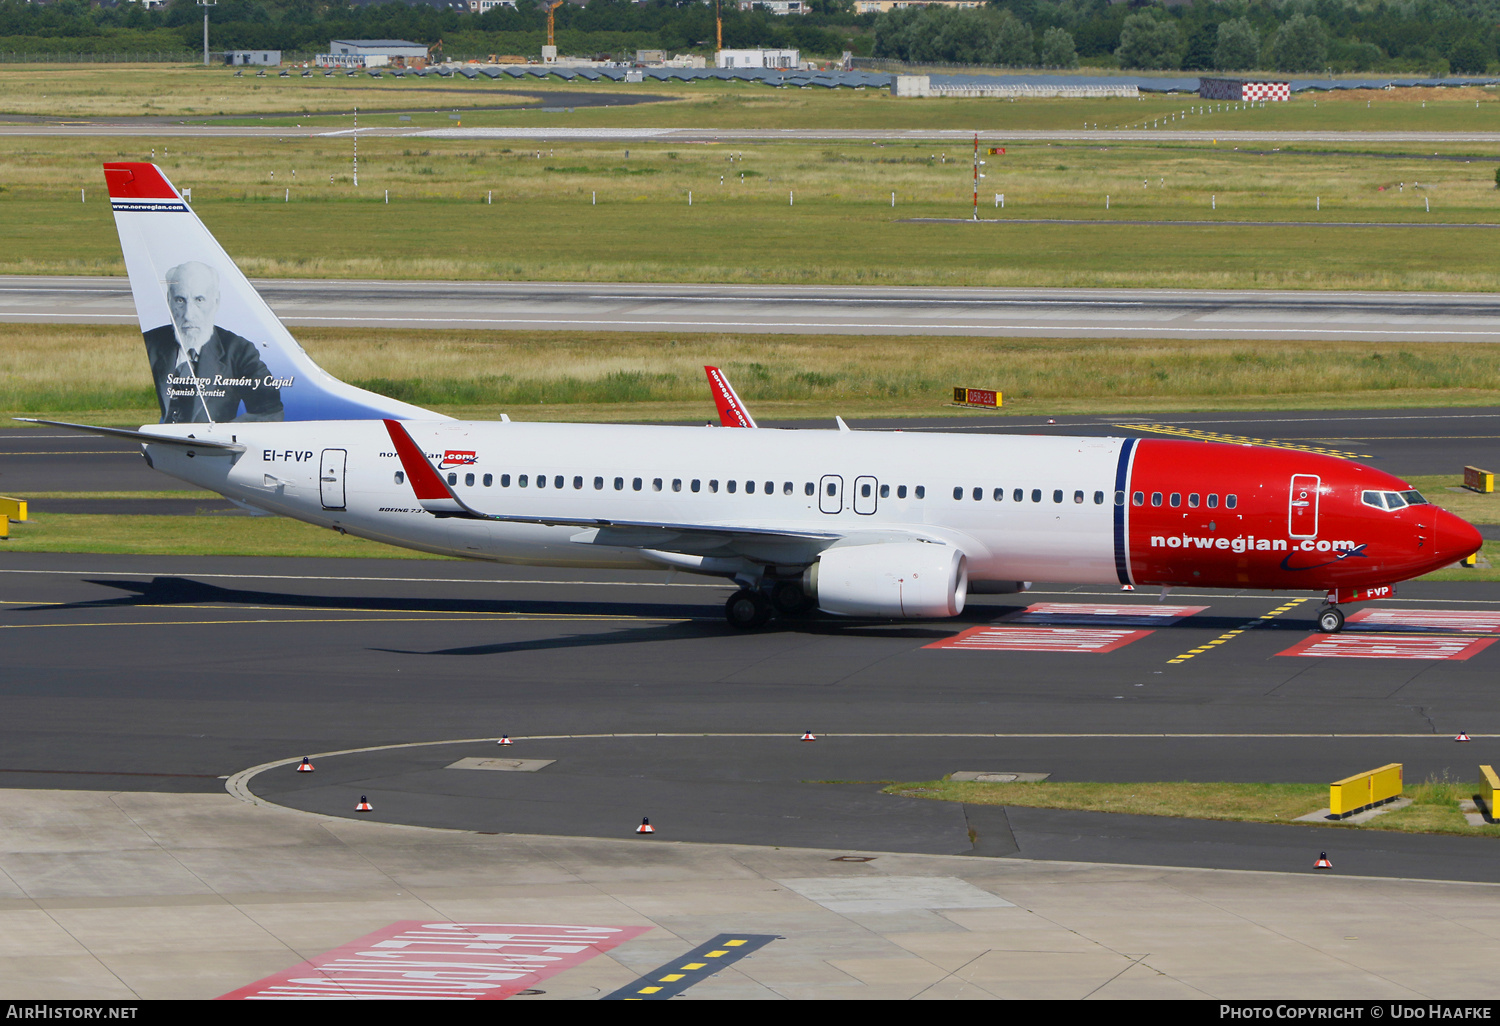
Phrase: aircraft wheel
[
  {"left": 1317, "top": 606, "right": 1345, "bottom": 634},
  {"left": 725, "top": 590, "right": 772, "bottom": 630},
  {"left": 771, "top": 580, "right": 816, "bottom": 617}
]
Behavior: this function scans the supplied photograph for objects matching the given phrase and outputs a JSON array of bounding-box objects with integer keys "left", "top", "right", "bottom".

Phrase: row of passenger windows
[
  {"left": 949, "top": 487, "right": 1239, "bottom": 509},
  {"left": 393, "top": 470, "right": 931, "bottom": 498},
  {"left": 953, "top": 487, "right": 1107, "bottom": 504},
  {"left": 389, "top": 470, "right": 1240, "bottom": 511},
  {"left": 1133, "top": 491, "right": 1238, "bottom": 509}
]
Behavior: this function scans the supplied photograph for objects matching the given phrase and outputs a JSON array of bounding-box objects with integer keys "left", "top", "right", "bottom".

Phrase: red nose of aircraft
[{"left": 1434, "top": 507, "right": 1484, "bottom": 567}]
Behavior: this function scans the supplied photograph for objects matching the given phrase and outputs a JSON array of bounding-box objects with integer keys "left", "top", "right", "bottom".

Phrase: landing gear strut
[
  {"left": 1317, "top": 605, "right": 1345, "bottom": 634},
  {"left": 725, "top": 590, "right": 772, "bottom": 630}
]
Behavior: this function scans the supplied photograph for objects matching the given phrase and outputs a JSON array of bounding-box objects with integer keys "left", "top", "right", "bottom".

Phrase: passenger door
[
  {"left": 1289, "top": 474, "right": 1319, "bottom": 538},
  {"left": 320, "top": 448, "right": 347, "bottom": 510}
]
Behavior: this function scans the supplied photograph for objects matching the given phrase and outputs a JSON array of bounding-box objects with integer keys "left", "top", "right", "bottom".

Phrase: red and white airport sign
[
  {"left": 927, "top": 625, "right": 1153, "bottom": 653},
  {"left": 1346, "top": 608, "right": 1500, "bottom": 634},
  {"left": 1278, "top": 632, "right": 1499, "bottom": 661},
  {"left": 1007, "top": 602, "right": 1207, "bottom": 627},
  {"left": 219, "top": 921, "right": 650, "bottom": 1000}
]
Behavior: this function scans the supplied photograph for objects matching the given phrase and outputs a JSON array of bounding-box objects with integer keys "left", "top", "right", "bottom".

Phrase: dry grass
[
  {"left": 7, "top": 323, "right": 1500, "bottom": 421},
  {"left": 885, "top": 776, "right": 1500, "bottom": 837},
  {"left": 4, "top": 66, "right": 1498, "bottom": 133},
  {"left": 0, "top": 64, "right": 549, "bottom": 118}
]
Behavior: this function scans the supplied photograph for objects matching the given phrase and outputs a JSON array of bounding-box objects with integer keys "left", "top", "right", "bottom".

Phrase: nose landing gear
[{"left": 1317, "top": 605, "right": 1345, "bottom": 634}]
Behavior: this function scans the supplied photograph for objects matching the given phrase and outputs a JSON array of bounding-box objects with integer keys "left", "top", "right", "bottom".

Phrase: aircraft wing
[
  {"left": 383, "top": 420, "right": 837, "bottom": 549},
  {"left": 705, "top": 366, "right": 757, "bottom": 428}
]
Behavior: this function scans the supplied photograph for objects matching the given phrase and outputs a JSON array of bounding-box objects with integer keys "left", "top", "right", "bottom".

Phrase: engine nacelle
[{"left": 803, "top": 541, "right": 968, "bottom": 619}]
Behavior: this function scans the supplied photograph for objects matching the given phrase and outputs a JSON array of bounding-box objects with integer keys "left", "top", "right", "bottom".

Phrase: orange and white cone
[
  {"left": 801, "top": 731, "right": 817, "bottom": 741},
  {"left": 1121, "top": 584, "right": 1135, "bottom": 592},
  {"left": 296, "top": 757, "right": 315, "bottom": 773},
  {"left": 497, "top": 735, "right": 513, "bottom": 746},
  {"left": 1456, "top": 732, "right": 1472, "bottom": 742},
  {"left": 1315, "top": 852, "right": 1332, "bottom": 869},
  {"left": 636, "top": 817, "right": 655, "bottom": 835},
  {"left": 356, "top": 795, "right": 372, "bottom": 812}
]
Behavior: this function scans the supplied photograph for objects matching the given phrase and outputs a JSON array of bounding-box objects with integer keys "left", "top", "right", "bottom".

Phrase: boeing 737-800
[{"left": 21, "top": 163, "right": 1483, "bottom": 632}]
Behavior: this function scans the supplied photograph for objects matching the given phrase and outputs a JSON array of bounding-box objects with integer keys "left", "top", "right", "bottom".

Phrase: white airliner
[{"left": 21, "top": 163, "right": 1482, "bottom": 632}]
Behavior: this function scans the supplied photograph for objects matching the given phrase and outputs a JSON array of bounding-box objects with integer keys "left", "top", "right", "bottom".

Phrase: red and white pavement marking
[
  {"left": 1278, "top": 633, "right": 1499, "bottom": 661},
  {"left": 1346, "top": 608, "right": 1500, "bottom": 634},
  {"left": 927, "top": 625, "right": 1154, "bottom": 653},
  {"left": 1006, "top": 603, "right": 1208, "bottom": 627},
  {"left": 219, "top": 921, "right": 650, "bottom": 1000}
]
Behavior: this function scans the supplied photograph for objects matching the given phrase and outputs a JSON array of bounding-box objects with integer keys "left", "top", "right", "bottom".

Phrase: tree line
[
  {"left": 0, "top": 0, "right": 1496, "bottom": 72},
  {"left": 874, "top": 0, "right": 1500, "bottom": 75},
  {"left": 0, "top": 0, "right": 865, "bottom": 59}
]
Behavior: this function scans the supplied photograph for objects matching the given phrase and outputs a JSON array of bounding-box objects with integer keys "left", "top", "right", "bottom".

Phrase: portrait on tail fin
[{"left": 142, "top": 260, "right": 285, "bottom": 424}]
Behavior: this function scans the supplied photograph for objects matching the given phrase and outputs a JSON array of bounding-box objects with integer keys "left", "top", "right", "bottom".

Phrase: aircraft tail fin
[{"left": 103, "top": 162, "right": 444, "bottom": 425}]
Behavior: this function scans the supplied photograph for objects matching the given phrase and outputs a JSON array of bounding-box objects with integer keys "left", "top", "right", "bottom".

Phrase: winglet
[
  {"left": 705, "top": 366, "right": 757, "bottom": 428},
  {"left": 382, "top": 419, "right": 478, "bottom": 518}
]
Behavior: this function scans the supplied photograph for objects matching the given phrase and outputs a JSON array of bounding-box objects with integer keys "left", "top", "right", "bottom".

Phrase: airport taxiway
[
  {"left": 8, "top": 276, "right": 1500, "bottom": 342},
  {"left": 4, "top": 409, "right": 1500, "bottom": 998}
]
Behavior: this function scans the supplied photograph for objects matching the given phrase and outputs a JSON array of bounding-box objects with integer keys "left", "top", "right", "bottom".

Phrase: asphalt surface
[
  {"left": 5, "top": 407, "right": 1498, "bottom": 493},
  {"left": 9, "top": 277, "right": 1500, "bottom": 341},
  {"left": 4, "top": 552, "right": 1500, "bottom": 882},
  {"left": 4, "top": 405, "right": 1499, "bottom": 881},
  {"left": 5, "top": 125, "right": 1500, "bottom": 144}
]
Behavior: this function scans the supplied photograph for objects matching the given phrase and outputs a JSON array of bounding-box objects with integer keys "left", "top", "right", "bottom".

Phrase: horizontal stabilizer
[{"left": 14, "top": 418, "right": 246, "bottom": 452}]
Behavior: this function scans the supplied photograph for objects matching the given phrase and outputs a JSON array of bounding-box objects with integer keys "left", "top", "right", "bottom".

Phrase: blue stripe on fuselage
[{"left": 1113, "top": 438, "right": 1136, "bottom": 585}]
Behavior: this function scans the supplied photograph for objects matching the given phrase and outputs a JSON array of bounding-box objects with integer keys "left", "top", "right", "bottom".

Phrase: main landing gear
[
  {"left": 1317, "top": 605, "right": 1345, "bottom": 634},
  {"left": 724, "top": 579, "right": 816, "bottom": 629}
]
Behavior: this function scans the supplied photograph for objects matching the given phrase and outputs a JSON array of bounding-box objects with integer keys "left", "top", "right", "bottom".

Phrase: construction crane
[{"left": 546, "top": 0, "right": 563, "bottom": 48}]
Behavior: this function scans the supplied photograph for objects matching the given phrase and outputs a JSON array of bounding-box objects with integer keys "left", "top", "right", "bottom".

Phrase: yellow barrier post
[
  {"left": 0, "top": 497, "right": 25, "bottom": 522},
  {"left": 0, "top": 514, "right": 8, "bottom": 540},
  {"left": 1463, "top": 466, "right": 1494, "bottom": 494},
  {"left": 1481, "top": 765, "right": 1499, "bottom": 821},
  {"left": 1328, "top": 763, "right": 1403, "bottom": 818}
]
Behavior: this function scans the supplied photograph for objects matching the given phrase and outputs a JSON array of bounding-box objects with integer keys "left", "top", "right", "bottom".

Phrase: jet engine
[{"left": 802, "top": 541, "right": 967, "bottom": 618}]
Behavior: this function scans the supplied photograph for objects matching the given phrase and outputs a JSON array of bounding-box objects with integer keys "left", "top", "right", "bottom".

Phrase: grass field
[
  {"left": 2, "top": 64, "right": 1498, "bottom": 133},
  {"left": 883, "top": 776, "right": 1499, "bottom": 837},
  {"left": 3, "top": 135, "right": 1498, "bottom": 288},
  {"left": 8, "top": 324, "right": 1500, "bottom": 425},
  {"left": 0, "top": 512, "right": 445, "bottom": 558}
]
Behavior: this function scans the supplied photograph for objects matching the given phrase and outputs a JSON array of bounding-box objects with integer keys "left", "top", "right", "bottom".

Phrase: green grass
[
  {"left": 884, "top": 777, "right": 1500, "bottom": 837},
  {"left": 0, "top": 512, "right": 446, "bottom": 559},
  {"left": 4, "top": 133, "right": 1496, "bottom": 289}
]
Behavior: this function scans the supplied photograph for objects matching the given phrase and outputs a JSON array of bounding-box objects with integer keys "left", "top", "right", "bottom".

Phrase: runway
[
  {"left": 5, "top": 124, "right": 1500, "bottom": 145},
  {"left": 8, "top": 276, "right": 1500, "bottom": 341}
]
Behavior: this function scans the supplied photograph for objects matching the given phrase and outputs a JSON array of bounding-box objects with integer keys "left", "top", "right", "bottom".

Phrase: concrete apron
[{"left": 0, "top": 787, "right": 1494, "bottom": 1000}]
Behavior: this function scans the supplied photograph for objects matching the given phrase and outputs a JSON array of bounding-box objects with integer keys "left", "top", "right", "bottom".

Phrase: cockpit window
[
  {"left": 1361, "top": 491, "right": 1386, "bottom": 510},
  {"left": 1383, "top": 491, "right": 1407, "bottom": 509},
  {"left": 1400, "top": 490, "right": 1428, "bottom": 506}
]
